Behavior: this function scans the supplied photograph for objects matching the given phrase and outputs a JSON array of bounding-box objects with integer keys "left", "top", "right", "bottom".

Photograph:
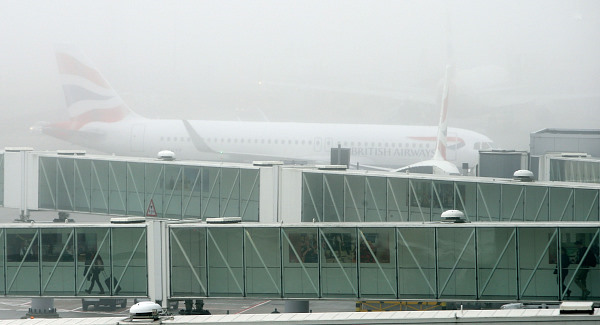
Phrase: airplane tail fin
[
  {"left": 432, "top": 65, "right": 451, "bottom": 162},
  {"left": 390, "top": 66, "right": 459, "bottom": 175},
  {"left": 53, "top": 45, "right": 142, "bottom": 130}
]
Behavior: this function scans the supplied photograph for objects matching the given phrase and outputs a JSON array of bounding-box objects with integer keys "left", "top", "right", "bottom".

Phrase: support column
[
  {"left": 284, "top": 300, "right": 309, "bottom": 313},
  {"left": 3, "top": 147, "right": 34, "bottom": 221},
  {"left": 25, "top": 298, "right": 59, "bottom": 318}
]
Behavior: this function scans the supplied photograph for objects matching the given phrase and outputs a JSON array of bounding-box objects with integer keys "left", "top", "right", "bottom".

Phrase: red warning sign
[{"left": 146, "top": 199, "right": 157, "bottom": 217}]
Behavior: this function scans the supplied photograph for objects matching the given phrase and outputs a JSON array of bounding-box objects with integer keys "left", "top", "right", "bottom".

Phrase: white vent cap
[
  {"left": 130, "top": 301, "right": 162, "bottom": 316},
  {"left": 441, "top": 210, "right": 466, "bottom": 223},
  {"left": 157, "top": 150, "right": 175, "bottom": 160},
  {"left": 513, "top": 169, "right": 534, "bottom": 182}
]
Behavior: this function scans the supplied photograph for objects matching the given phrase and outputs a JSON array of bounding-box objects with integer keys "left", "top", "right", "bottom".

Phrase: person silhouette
[
  {"left": 85, "top": 252, "right": 105, "bottom": 294},
  {"left": 573, "top": 241, "right": 596, "bottom": 299}
]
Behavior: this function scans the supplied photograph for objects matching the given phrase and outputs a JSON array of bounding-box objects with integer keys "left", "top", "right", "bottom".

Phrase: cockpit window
[{"left": 474, "top": 142, "right": 494, "bottom": 150}]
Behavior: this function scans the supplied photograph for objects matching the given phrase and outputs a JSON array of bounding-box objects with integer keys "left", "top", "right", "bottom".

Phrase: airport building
[
  {"left": 527, "top": 129, "right": 600, "bottom": 182},
  {"left": 530, "top": 129, "right": 600, "bottom": 158}
]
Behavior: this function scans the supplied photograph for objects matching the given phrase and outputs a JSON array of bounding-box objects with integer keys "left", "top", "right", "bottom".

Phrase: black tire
[
  {"left": 110, "top": 301, "right": 116, "bottom": 310},
  {"left": 120, "top": 300, "right": 127, "bottom": 308},
  {"left": 82, "top": 303, "right": 88, "bottom": 311}
]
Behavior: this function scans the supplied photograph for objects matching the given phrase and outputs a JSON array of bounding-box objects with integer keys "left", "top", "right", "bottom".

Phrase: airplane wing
[
  {"left": 216, "top": 150, "right": 321, "bottom": 165},
  {"left": 182, "top": 120, "right": 215, "bottom": 153},
  {"left": 182, "top": 119, "right": 320, "bottom": 164}
]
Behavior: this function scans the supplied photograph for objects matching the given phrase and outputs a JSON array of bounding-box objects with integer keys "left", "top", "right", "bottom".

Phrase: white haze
[{"left": 0, "top": 0, "right": 599, "bottom": 152}]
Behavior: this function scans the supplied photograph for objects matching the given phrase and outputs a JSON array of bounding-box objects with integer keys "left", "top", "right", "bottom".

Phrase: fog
[{"left": 1, "top": 0, "right": 599, "bottom": 152}]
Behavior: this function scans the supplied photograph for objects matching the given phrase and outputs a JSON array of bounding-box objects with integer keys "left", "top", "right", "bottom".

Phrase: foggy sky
[{"left": 1, "top": 0, "right": 599, "bottom": 152}]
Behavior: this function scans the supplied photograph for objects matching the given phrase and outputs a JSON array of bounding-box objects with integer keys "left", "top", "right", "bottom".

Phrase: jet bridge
[
  {"left": 0, "top": 149, "right": 599, "bottom": 310},
  {"left": 168, "top": 222, "right": 600, "bottom": 302},
  {"left": 0, "top": 221, "right": 598, "bottom": 304},
  {"left": 0, "top": 223, "right": 148, "bottom": 297},
  {"left": 1, "top": 149, "right": 599, "bottom": 224}
]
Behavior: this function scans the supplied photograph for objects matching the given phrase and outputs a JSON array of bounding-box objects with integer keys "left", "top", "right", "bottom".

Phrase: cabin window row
[{"left": 158, "top": 137, "right": 432, "bottom": 149}]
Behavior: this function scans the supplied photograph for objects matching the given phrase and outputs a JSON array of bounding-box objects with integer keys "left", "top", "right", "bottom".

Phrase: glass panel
[
  {"left": 477, "top": 183, "right": 500, "bottom": 221},
  {"left": 281, "top": 228, "right": 319, "bottom": 298},
  {"left": 164, "top": 165, "right": 183, "bottom": 219},
  {"left": 73, "top": 160, "right": 91, "bottom": 212},
  {"left": 323, "top": 174, "right": 343, "bottom": 222},
  {"left": 501, "top": 184, "right": 524, "bottom": 221},
  {"left": 145, "top": 163, "right": 164, "bottom": 218},
  {"left": 525, "top": 185, "right": 548, "bottom": 221},
  {"left": 553, "top": 159, "right": 600, "bottom": 183},
  {"left": 409, "top": 179, "right": 431, "bottom": 221},
  {"left": 344, "top": 175, "right": 364, "bottom": 222},
  {"left": 39, "top": 157, "right": 57, "bottom": 209},
  {"left": 432, "top": 181, "right": 453, "bottom": 221},
  {"left": 126, "top": 162, "right": 146, "bottom": 216},
  {"left": 112, "top": 227, "right": 147, "bottom": 296},
  {"left": 397, "top": 227, "right": 436, "bottom": 299},
  {"left": 437, "top": 228, "right": 476, "bottom": 298},
  {"left": 202, "top": 167, "right": 220, "bottom": 219},
  {"left": 41, "top": 228, "right": 76, "bottom": 295},
  {"left": 0, "top": 229, "right": 4, "bottom": 294},
  {"left": 320, "top": 227, "right": 357, "bottom": 297},
  {"left": 302, "top": 173, "right": 323, "bottom": 222},
  {"left": 559, "top": 228, "right": 599, "bottom": 300},
  {"left": 220, "top": 168, "right": 240, "bottom": 218},
  {"left": 240, "top": 169, "right": 259, "bottom": 222},
  {"left": 183, "top": 167, "right": 202, "bottom": 219},
  {"left": 108, "top": 161, "right": 127, "bottom": 215},
  {"left": 365, "top": 177, "right": 386, "bottom": 222},
  {"left": 244, "top": 228, "right": 280, "bottom": 297},
  {"left": 77, "top": 228, "right": 111, "bottom": 296},
  {"left": 549, "top": 159, "right": 565, "bottom": 181},
  {"left": 574, "top": 189, "right": 599, "bottom": 221},
  {"left": 477, "top": 228, "right": 517, "bottom": 299},
  {"left": 0, "top": 154, "right": 3, "bottom": 206},
  {"left": 358, "top": 228, "right": 396, "bottom": 298},
  {"left": 90, "top": 160, "right": 109, "bottom": 214},
  {"left": 518, "top": 228, "right": 558, "bottom": 299},
  {"left": 6, "top": 229, "right": 40, "bottom": 295},
  {"left": 170, "top": 227, "right": 207, "bottom": 297},
  {"left": 57, "top": 158, "right": 75, "bottom": 210},
  {"left": 550, "top": 187, "right": 573, "bottom": 221},
  {"left": 455, "top": 181, "right": 476, "bottom": 222},
  {"left": 387, "top": 177, "right": 408, "bottom": 222},
  {"left": 207, "top": 228, "right": 243, "bottom": 296}
]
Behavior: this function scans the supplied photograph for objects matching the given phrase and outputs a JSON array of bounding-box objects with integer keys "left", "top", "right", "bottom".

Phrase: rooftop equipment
[{"left": 513, "top": 169, "right": 535, "bottom": 182}]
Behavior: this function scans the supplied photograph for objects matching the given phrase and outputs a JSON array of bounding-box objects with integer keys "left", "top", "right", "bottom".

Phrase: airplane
[{"left": 33, "top": 46, "right": 494, "bottom": 172}]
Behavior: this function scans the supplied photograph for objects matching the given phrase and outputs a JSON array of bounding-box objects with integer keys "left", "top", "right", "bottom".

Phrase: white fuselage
[
  {"left": 75, "top": 117, "right": 492, "bottom": 169},
  {"left": 50, "top": 48, "right": 494, "bottom": 170}
]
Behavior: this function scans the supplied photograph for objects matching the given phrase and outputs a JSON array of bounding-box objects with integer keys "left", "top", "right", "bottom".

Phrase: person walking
[
  {"left": 574, "top": 241, "right": 596, "bottom": 299},
  {"left": 85, "top": 252, "right": 105, "bottom": 294}
]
